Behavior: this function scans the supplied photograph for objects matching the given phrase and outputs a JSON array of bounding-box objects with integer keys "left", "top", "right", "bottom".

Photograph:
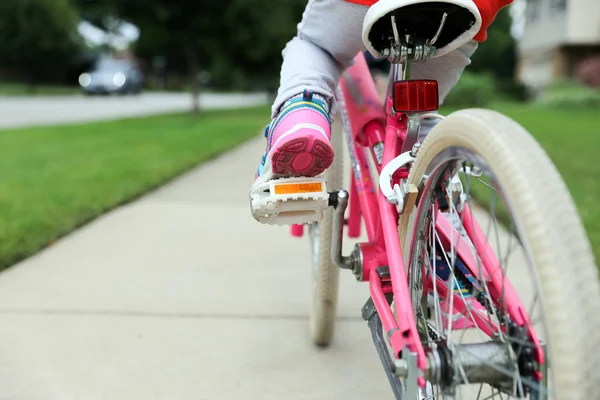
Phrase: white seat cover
[{"left": 362, "top": 0, "right": 482, "bottom": 59}]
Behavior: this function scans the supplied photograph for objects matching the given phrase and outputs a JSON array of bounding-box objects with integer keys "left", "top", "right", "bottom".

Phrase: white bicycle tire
[{"left": 398, "top": 108, "right": 600, "bottom": 400}]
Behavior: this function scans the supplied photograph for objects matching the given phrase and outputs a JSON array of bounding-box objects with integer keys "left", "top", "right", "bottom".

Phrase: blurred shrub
[
  {"left": 443, "top": 72, "right": 497, "bottom": 107},
  {"left": 537, "top": 80, "right": 600, "bottom": 109},
  {"left": 575, "top": 55, "right": 600, "bottom": 88},
  {"left": 496, "top": 78, "right": 529, "bottom": 101}
]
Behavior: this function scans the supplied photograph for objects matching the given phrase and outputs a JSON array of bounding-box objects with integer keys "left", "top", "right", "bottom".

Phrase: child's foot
[
  {"left": 253, "top": 90, "right": 334, "bottom": 186},
  {"left": 249, "top": 90, "right": 335, "bottom": 225}
]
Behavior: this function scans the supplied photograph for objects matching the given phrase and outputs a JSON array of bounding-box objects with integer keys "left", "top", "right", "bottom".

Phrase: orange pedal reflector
[
  {"left": 273, "top": 182, "right": 324, "bottom": 195},
  {"left": 250, "top": 177, "right": 329, "bottom": 225}
]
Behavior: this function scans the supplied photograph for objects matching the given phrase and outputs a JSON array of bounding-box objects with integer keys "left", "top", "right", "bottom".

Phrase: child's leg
[
  {"left": 273, "top": 0, "right": 368, "bottom": 118},
  {"left": 252, "top": 0, "right": 367, "bottom": 188},
  {"left": 412, "top": 40, "right": 478, "bottom": 104},
  {"left": 411, "top": 40, "right": 479, "bottom": 141},
  {"left": 253, "top": 1, "right": 477, "bottom": 185}
]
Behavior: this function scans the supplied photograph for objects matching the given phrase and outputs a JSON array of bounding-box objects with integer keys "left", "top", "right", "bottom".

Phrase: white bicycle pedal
[{"left": 250, "top": 177, "right": 331, "bottom": 225}]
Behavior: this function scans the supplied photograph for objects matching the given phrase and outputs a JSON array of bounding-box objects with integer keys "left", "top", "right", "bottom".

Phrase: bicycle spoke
[{"left": 406, "top": 160, "right": 551, "bottom": 400}]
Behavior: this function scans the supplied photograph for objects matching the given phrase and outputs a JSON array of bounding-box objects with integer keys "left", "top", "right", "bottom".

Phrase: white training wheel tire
[{"left": 309, "top": 120, "right": 344, "bottom": 346}]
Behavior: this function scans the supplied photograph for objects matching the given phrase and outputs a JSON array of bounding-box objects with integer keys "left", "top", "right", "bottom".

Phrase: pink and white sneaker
[
  {"left": 256, "top": 90, "right": 333, "bottom": 181},
  {"left": 249, "top": 90, "right": 335, "bottom": 225}
]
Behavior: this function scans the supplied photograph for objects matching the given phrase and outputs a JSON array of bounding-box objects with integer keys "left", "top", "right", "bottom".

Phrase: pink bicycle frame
[{"left": 291, "top": 51, "right": 544, "bottom": 386}]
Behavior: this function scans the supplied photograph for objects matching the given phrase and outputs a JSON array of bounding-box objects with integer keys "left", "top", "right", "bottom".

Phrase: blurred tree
[
  {"left": 0, "top": 0, "right": 83, "bottom": 88},
  {"left": 218, "top": 0, "right": 306, "bottom": 92},
  {"left": 108, "top": 1, "right": 231, "bottom": 112},
  {"left": 78, "top": 0, "right": 305, "bottom": 111},
  {"left": 469, "top": 7, "right": 516, "bottom": 79},
  {"left": 467, "top": 7, "right": 527, "bottom": 99},
  {"left": 76, "top": 0, "right": 113, "bottom": 29},
  {"left": 76, "top": 0, "right": 123, "bottom": 54}
]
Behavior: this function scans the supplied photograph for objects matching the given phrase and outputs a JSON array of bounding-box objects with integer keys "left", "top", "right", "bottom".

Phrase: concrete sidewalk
[
  {"left": 0, "top": 132, "right": 389, "bottom": 400},
  {"left": 0, "top": 125, "right": 541, "bottom": 399}
]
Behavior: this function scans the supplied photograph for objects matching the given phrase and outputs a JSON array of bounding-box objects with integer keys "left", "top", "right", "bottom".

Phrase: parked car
[{"left": 78, "top": 59, "right": 143, "bottom": 95}]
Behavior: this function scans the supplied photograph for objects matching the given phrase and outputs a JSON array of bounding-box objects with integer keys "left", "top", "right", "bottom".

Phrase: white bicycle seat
[{"left": 362, "top": 0, "right": 482, "bottom": 59}]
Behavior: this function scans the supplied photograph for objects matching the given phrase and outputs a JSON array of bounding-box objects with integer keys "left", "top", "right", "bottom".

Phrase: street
[{"left": 0, "top": 92, "right": 269, "bottom": 129}]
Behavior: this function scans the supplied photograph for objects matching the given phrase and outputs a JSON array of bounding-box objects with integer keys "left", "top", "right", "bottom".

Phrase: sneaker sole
[{"left": 271, "top": 136, "right": 334, "bottom": 177}]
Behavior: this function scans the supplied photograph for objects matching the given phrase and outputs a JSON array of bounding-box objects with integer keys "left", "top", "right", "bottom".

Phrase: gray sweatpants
[{"left": 272, "top": 0, "right": 478, "bottom": 118}]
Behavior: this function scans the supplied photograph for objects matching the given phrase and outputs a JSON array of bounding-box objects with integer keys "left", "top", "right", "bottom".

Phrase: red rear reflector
[{"left": 392, "top": 80, "right": 439, "bottom": 113}]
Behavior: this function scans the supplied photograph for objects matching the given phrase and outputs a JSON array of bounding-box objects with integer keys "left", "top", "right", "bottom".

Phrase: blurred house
[{"left": 516, "top": 0, "right": 600, "bottom": 94}]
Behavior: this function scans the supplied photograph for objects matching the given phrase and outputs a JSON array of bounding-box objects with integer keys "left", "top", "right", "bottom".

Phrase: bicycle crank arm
[
  {"left": 329, "top": 189, "right": 366, "bottom": 279},
  {"left": 362, "top": 297, "right": 404, "bottom": 400},
  {"left": 329, "top": 190, "right": 352, "bottom": 270}
]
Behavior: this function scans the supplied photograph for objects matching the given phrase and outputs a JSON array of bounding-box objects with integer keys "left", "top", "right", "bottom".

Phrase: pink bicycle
[{"left": 251, "top": 5, "right": 600, "bottom": 400}]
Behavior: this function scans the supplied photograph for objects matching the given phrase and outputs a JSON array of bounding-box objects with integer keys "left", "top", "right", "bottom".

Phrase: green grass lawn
[
  {"left": 441, "top": 102, "right": 600, "bottom": 262},
  {"left": 0, "top": 106, "right": 269, "bottom": 270},
  {"left": 0, "top": 101, "right": 597, "bottom": 270}
]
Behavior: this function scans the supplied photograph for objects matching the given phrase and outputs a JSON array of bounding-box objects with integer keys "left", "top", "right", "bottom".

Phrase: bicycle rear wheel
[
  {"left": 308, "top": 121, "right": 344, "bottom": 346},
  {"left": 398, "top": 109, "right": 600, "bottom": 399}
]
